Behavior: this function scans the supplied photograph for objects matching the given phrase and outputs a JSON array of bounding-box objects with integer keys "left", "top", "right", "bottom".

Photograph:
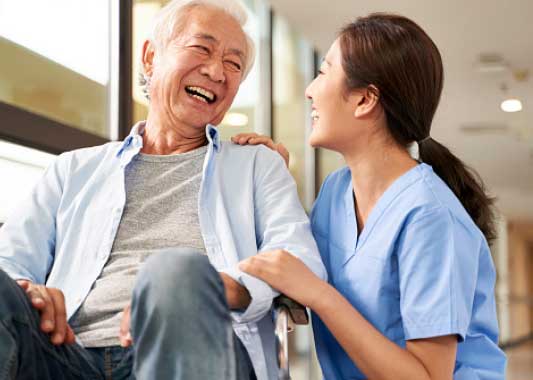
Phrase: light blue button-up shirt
[
  {"left": 310, "top": 164, "right": 506, "bottom": 380},
  {"left": 0, "top": 122, "right": 327, "bottom": 380}
]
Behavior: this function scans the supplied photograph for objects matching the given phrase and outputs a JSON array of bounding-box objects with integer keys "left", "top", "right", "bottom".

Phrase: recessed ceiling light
[{"left": 501, "top": 99, "right": 523, "bottom": 113}]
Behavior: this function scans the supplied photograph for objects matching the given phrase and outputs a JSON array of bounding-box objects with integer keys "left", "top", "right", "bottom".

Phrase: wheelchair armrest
[{"left": 274, "top": 295, "right": 308, "bottom": 325}]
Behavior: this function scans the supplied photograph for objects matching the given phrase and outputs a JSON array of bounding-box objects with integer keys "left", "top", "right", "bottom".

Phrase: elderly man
[{"left": 0, "top": 0, "right": 325, "bottom": 379}]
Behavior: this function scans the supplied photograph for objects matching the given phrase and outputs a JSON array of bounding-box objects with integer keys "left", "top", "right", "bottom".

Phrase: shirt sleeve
[
  {"left": 397, "top": 207, "right": 480, "bottom": 342},
  {"left": 0, "top": 153, "right": 69, "bottom": 284},
  {"left": 225, "top": 146, "right": 327, "bottom": 323}
]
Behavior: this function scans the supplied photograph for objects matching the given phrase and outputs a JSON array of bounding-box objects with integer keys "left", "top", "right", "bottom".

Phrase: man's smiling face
[{"left": 144, "top": 5, "right": 248, "bottom": 130}]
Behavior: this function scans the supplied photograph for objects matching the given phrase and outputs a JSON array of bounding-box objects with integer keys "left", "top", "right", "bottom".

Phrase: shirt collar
[
  {"left": 116, "top": 121, "right": 220, "bottom": 158},
  {"left": 116, "top": 121, "right": 145, "bottom": 158},
  {"left": 205, "top": 124, "right": 221, "bottom": 152}
]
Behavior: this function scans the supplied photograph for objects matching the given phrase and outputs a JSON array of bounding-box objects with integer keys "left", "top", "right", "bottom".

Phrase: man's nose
[{"left": 200, "top": 58, "right": 225, "bottom": 83}]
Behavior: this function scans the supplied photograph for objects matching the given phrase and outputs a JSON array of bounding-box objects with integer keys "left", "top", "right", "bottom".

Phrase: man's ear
[
  {"left": 354, "top": 85, "right": 380, "bottom": 118},
  {"left": 141, "top": 39, "right": 156, "bottom": 77}
]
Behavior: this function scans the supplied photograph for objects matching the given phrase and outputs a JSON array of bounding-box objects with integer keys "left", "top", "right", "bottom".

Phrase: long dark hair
[{"left": 339, "top": 13, "right": 496, "bottom": 244}]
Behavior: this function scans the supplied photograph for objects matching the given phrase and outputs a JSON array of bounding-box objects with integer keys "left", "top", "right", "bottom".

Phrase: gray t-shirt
[{"left": 71, "top": 145, "right": 207, "bottom": 347}]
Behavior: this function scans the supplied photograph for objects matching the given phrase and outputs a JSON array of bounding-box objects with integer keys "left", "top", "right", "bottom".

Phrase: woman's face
[{"left": 305, "top": 38, "right": 360, "bottom": 152}]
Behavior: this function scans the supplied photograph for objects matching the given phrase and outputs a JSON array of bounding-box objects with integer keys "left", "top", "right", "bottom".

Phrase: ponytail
[{"left": 419, "top": 138, "right": 497, "bottom": 244}]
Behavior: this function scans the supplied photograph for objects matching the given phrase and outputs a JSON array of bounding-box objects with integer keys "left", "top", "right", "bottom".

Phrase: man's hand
[
  {"left": 119, "top": 304, "right": 133, "bottom": 347},
  {"left": 16, "top": 280, "right": 76, "bottom": 345},
  {"left": 219, "top": 273, "right": 251, "bottom": 310}
]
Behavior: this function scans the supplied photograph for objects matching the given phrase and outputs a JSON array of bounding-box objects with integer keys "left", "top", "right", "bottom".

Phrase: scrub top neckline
[{"left": 343, "top": 163, "right": 430, "bottom": 261}]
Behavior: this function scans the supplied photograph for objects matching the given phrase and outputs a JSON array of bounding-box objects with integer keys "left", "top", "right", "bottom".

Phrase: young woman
[{"left": 235, "top": 13, "right": 506, "bottom": 380}]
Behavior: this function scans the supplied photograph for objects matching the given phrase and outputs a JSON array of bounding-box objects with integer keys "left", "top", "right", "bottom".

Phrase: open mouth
[{"left": 185, "top": 86, "right": 216, "bottom": 104}]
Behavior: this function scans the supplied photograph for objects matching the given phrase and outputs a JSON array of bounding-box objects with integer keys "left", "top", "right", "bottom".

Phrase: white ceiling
[{"left": 268, "top": 0, "right": 533, "bottom": 220}]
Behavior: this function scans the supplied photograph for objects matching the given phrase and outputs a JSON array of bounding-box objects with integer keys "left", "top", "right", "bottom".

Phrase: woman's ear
[
  {"left": 354, "top": 85, "right": 380, "bottom": 118},
  {"left": 141, "top": 39, "right": 156, "bottom": 77}
]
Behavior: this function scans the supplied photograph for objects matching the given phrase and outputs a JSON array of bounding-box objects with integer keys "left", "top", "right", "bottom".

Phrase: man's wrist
[
  {"left": 219, "top": 272, "right": 251, "bottom": 310},
  {"left": 229, "top": 281, "right": 251, "bottom": 310}
]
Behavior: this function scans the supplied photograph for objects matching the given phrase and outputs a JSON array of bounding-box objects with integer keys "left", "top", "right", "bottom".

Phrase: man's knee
[
  {"left": 137, "top": 248, "right": 213, "bottom": 288},
  {"left": 133, "top": 248, "right": 222, "bottom": 311}
]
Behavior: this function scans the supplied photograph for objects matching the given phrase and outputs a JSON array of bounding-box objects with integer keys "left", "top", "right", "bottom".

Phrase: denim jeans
[{"left": 0, "top": 248, "right": 255, "bottom": 380}]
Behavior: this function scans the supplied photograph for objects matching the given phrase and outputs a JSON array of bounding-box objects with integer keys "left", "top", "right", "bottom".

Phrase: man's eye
[
  {"left": 224, "top": 60, "right": 242, "bottom": 72},
  {"left": 192, "top": 45, "right": 210, "bottom": 54}
]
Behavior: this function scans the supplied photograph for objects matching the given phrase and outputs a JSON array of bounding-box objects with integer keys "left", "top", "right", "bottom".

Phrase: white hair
[{"left": 140, "top": 0, "right": 256, "bottom": 99}]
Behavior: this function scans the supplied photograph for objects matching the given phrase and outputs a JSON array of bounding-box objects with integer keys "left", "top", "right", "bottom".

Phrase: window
[
  {"left": 272, "top": 15, "right": 314, "bottom": 206},
  {"left": 0, "top": 0, "right": 121, "bottom": 153}
]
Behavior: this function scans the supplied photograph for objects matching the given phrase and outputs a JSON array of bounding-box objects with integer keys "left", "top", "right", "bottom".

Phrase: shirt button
[{"left": 76, "top": 297, "right": 82, "bottom": 304}]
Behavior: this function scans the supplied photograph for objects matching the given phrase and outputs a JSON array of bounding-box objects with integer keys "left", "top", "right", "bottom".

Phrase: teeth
[
  {"left": 186, "top": 86, "right": 215, "bottom": 101},
  {"left": 311, "top": 109, "right": 319, "bottom": 121},
  {"left": 191, "top": 94, "right": 208, "bottom": 103}
]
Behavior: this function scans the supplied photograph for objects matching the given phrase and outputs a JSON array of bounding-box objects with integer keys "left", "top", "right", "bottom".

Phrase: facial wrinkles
[
  {"left": 183, "top": 31, "right": 242, "bottom": 89},
  {"left": 149, "top": 51, "right": 193, "bottom": 136},
  {"left": 202, "top": 48, "right": 245, "bottom": 123},
  {"left": 189, "top": 34, "right": 244, "bottom": 72},
  {"left": 161, "top": 52, "right": 183, "bottom": 128},
  {"left": 184, "top": 11, "right": 246, "bottom": 69}
]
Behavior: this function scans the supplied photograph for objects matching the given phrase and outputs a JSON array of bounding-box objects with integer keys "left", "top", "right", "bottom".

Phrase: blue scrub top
[{"left": 310, "top": 163, "right": 506, "bottom": 380}]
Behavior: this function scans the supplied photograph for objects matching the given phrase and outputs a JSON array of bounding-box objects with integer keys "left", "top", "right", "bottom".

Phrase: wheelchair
[{"left": 273, "top": 296, "right": 309, "bottom": 380}]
